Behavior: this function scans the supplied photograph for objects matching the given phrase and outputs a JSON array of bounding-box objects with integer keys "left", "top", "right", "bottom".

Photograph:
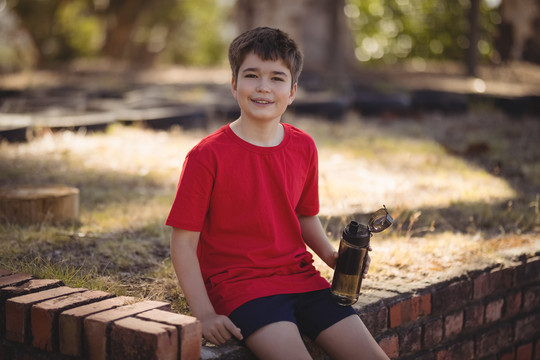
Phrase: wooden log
[{"left": 0, "top": 186, "right": 79, "bottom": 225}]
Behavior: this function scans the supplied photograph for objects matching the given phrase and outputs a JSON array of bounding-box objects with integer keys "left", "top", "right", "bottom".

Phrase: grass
[{"left": 0, "top": 110, "right": 539, "bottom": 314}]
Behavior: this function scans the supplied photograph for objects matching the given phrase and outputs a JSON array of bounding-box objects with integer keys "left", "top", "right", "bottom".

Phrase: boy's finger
[
  {"left": 363, "top": 255, "right": 371, "bottom": 278},
  {"left": 226, "top": 319, "right": 243, "bottom": 340}
]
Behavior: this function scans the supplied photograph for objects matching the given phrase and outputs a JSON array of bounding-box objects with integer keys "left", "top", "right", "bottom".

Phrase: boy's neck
[{"left": 230, "top": 118, "right": 284, "bottom": 147}]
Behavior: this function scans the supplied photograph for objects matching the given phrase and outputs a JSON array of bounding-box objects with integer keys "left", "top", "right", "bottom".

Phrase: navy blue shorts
[{"left": 228, "top": 288, "right": 357, "bottom": 341}]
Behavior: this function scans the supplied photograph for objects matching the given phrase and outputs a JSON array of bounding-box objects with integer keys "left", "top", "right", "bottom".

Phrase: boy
[{"left": 167, "top": 27, "right": 389, "bottom": 360}]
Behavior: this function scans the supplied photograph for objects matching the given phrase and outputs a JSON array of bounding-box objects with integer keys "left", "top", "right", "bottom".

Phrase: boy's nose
[{"left": 256, "top": 79, "right": 271, "bottom": 92}]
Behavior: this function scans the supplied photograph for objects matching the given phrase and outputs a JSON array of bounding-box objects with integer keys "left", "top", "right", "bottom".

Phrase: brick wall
[
  {"left": 0, "top": 270, "right": 202, "bottom": 360},
  {"left": 360, "top": 255, "right": 540, "bottom": 360},
  {"left": 1, "top": 254, "right": 539, "bottom": 360}
]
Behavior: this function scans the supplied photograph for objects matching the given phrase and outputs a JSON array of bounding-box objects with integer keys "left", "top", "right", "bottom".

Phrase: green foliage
[
  {"left": 7, "top": 0, "right": 231, "bottom": 66},
  {"left": 56, "top": 1, "right": 103, "bottom": 57},
  {"left": 127, "top": 0, "right": 230, "bottom": 66},
  {"left": 345, "top": 0, "right": 500, "bottom": 65},
  {"left": 160, "top": 0, "right": 231, "bottom": 66}
]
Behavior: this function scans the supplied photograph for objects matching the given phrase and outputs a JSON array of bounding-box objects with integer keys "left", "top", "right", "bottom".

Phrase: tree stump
[{"left": 0, "top": 186, "right": 79, "bottom": 225}]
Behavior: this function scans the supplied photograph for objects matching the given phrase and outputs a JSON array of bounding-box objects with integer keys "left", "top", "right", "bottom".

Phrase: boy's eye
[
  {"left": 272, "top": 77, "right": 285, "bottom": 82},
  {"left": 245, "top": 74, "right": 257, "bottom": 78}
]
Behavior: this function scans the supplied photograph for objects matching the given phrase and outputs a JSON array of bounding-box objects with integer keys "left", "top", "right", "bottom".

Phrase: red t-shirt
[{"left": 166, "top": 123, "right": 330, "bottom": 316}]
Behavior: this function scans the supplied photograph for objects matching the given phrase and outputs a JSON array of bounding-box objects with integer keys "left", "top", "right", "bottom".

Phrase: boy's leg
[
  {"left": 245, "top": 321, "right": 312, "bottom": 360},
  {"left": 315, "top": 315, "right": 389, "bottom": 360}
]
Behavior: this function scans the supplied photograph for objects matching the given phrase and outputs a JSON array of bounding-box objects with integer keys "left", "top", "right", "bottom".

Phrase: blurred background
[{"left": 1, "top": 0, "right": 539, "bottom": 80}]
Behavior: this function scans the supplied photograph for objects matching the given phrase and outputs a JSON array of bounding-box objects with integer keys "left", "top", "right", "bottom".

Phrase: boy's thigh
[
  {"left": 245, "top": 321, "right": 312, "bottom": 360},
  {"left": 315, "top": 315, "right": 389, "bottom": 360}
]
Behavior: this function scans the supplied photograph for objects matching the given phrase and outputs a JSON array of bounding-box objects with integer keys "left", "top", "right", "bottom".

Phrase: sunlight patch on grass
[
  {"left": 317, "top": 147, "right": 516, "bottom": 215},
  {"left": 80, "top": 196, "right": 172, "bottom": 233},
  {"left": 290, "top": 114, "right": 518, "bottom": 215},
  {"left": 368, "top": 232, "right": 538, "bottom": 281}
]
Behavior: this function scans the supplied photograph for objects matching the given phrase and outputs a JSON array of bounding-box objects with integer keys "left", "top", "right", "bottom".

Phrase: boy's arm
[
  {"left": 170, "top": 227, "right": 243, "bottom": 345},
  {"left": 298, "top": 215, "right": 371, "bottom": 276},
  {"left": 298, "top": 215, "right": 338, "bottom": 268}
]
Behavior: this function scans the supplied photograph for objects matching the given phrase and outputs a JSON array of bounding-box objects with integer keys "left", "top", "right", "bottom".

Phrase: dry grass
[{"left": 0, "top": 108, "right": 539, "bottom": 313}]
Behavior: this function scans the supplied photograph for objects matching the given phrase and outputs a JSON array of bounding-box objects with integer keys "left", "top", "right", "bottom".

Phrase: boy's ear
[
  {"left": 288, "top": 83, "right": 298, "bottom": 105},
  {"left": 231, "top": 76, "right": 238, "bottom": 99}
]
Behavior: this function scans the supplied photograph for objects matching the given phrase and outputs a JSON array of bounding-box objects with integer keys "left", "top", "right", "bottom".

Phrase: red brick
[
  {"left": 0, "top": 269, "right": 11, "bottom": 276},
  {"left": 409, "top": 296, "right": 421, "bottom": 320},
  {"left": 515, "top": 313, "right": 540, "bottom": 342},
  {"left": 84, "top": 300, "right": 169, "bottom": 360},
  {"left": 109, "top": 317, "right": 178, "bottom": 360},
  {"left": 137, "top": 309, "right": 201, "bottom": 360},
  {"left": 0, "top": 279, "right": 62, "bottom": 300},
  {"left": 464, "top": 302, "right": 484, "bottom": 330},
  {"left": 444, "top": 311, "right": 463, "bottom": 339},
  {"left": 389, "top": 301, "right": 403, "bottom": 328},
  {"left": 389, "top": 295, "right": 426, "bottom": 328},
  {"left": 378, "top": 334, "right": 399, "bottom": 359},
  {"left": 474, "top": 272, "right": 490, "bottom": 299},
  {"left": 436, "top": 340, "right": 474, "bottom": 360},
  {"left": 499, "top": 350, "right": 515, "bottom": 360},
  {"left": 517, "top": 343, "right": 533, "bottom": 360},
  {"left": 0, "top": 273, "right": 33, "bottom": 288},
  {"left": 5, "top": 286, "right": 84, "bottom": 343},
  {"left": 523, "top": 285, "right": 540, "bottom": 312},
  {"left": 31, "top": 290, "right": 112, "bottom": 351},
  {"left": 485, "top": 298, "right": 504, "bottom": 323},
  {"left": 419, "top": 293, "right": 431, "bottom": 316},
  {"left": 400, "top": 326, "right": 421, "bottom": 356},
  {"left": 514, "top": 257, "right": 540, "bottom": 286},
  {"left": 59, "top": 296, "right": 134, "bottom": 357},
  {"left": 488, "top": 267, "right": 514, "bottom": 294},
  {"left": 476, "top": 324, "right": 513, "bottom": 358},
  {"left": 359, "top": 305, "right": 388, "bottom": 336},
  {"left": 423, "top": 318, "right": 443, "bottom": 348},
  {"left": 1, "top": 279, "right": 62, "bottom": 337},
  {"left": 504, "top": 291, "right": 522, "bottom": 318},
  {"left": 432, "top": 280, "right": 472, "bottom": 315}
]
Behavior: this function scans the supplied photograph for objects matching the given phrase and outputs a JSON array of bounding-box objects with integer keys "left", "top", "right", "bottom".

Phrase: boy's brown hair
[{"left": 228, "top": 27, "right": 304, "bottom": 88}]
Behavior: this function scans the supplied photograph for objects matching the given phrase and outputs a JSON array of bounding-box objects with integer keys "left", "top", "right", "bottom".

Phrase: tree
[
  {"left": 234, "top": 0, "right": 359, "bottom": 91},
  {"left": 100, "top": 0, "right": 149, "bottom": 60},
  {"left": 496, "top": 0, "right": 540, "bottom": 63},
  {"left": 7, "top": 0, "right": 65, "bottom": 65},
  {"left": 467, "top": 0, "right": 481, "bottom": 76},
  {"left": 6, "top": 0, "right": 230, "bottom": 68}
]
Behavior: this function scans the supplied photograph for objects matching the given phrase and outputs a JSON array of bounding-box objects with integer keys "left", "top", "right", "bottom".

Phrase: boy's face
[{"left": 232, "top": 52, "right": 297, "bottom": 124}]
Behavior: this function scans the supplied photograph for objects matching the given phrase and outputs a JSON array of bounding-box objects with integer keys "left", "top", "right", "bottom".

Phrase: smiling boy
[{"left": 167, "top": 27, "right": 389, "bottom": 359}]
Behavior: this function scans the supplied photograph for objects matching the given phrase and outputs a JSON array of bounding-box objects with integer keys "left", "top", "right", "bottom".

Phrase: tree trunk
[
  {"left": 0, "top": 186, "right": 79, "bottom": 225},
  {"left": 234, "top": 0, "right": 358, "bottom": 91},
  {"left": 101, "top": 0, "right": 149, "bottom": 59},
  {"left": 496, "top": 0, "right": 540, "bottom": 63},
  {"left": 467, "top": 0, "right": 480, "bottom": 77}
]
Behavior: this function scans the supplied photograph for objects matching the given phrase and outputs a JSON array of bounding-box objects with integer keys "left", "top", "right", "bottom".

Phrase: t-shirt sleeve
[
  {"left": 295, "top": 139, "right": 320, "bottom": 217},
  {"left": 165, "top": 150, "right": 214, "bottom": 231}
]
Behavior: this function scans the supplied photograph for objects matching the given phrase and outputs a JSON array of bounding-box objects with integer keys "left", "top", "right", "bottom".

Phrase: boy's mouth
[{"left": 251, "top": 98, "right": 273, "bottom": 105}]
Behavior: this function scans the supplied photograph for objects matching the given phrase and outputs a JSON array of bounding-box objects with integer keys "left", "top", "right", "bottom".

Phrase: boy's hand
[
  {"left": 362, "top": 246, "right": 373, "bottom": 278},
  {"left": 200, "top": 313, "right": 243, "bottom": 345},
  {"left": 331, "top": 246, "right": 372, "bottom": 277},
  {"left": 329, "top": 250, "right": 339, "bottom": 269}
]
